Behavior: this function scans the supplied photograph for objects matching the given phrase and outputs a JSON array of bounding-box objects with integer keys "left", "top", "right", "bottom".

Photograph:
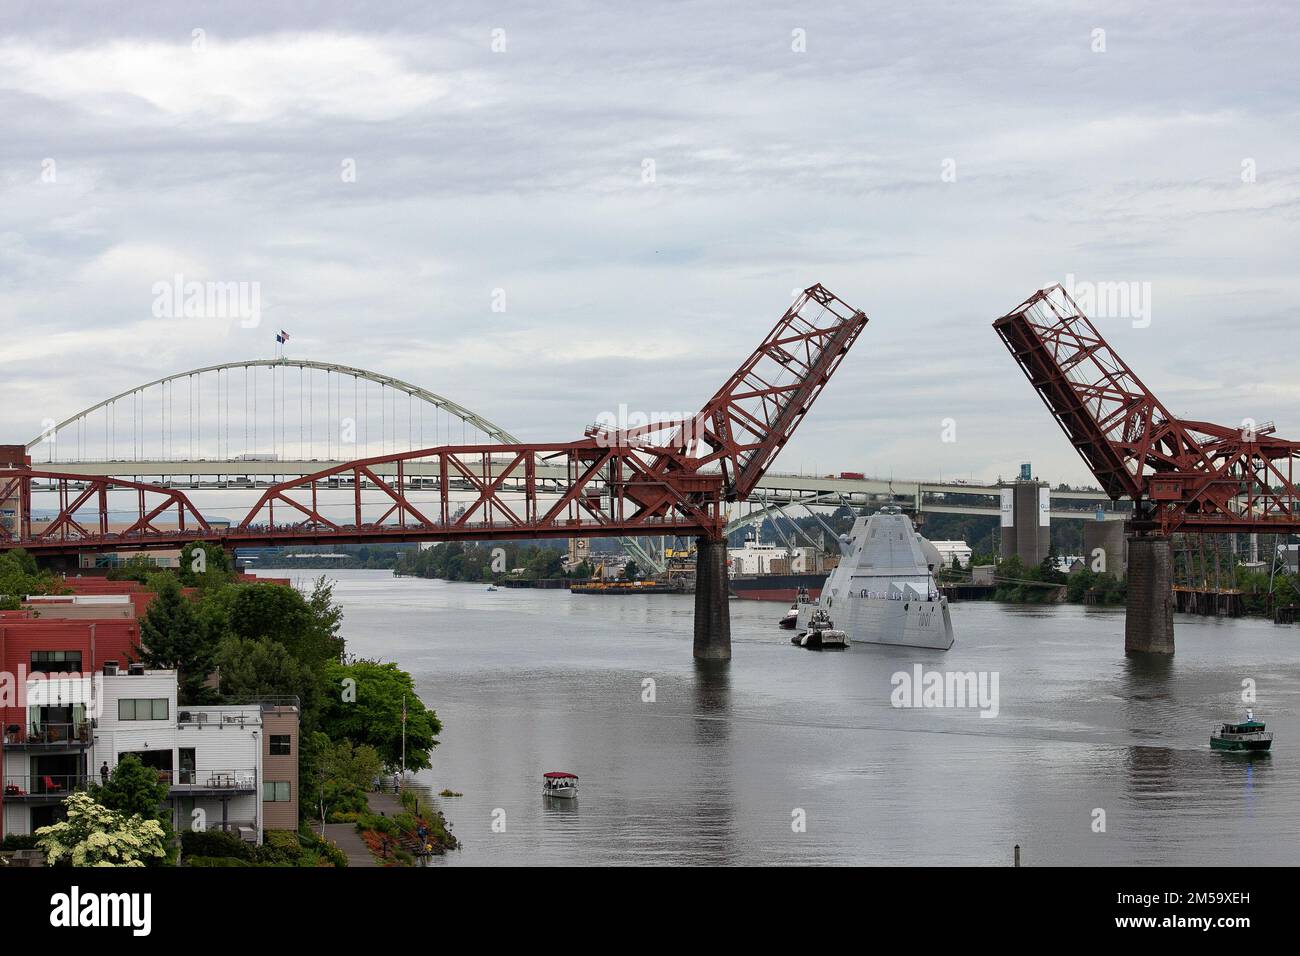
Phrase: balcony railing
[
  {"left": 3, "top": 774, "right": 89, "bottom": 799},
  {"left": 176, "top": 709, "right": 261, "bottom": 728},
  {"left": 165, "top": 769, "right": 257, "bottom": 792},
  {"left": 1, "top": 722, "right": 92, "bottom": 748}
]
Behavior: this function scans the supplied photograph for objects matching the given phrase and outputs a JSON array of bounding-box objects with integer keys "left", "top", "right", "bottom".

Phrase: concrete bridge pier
[
  {"left": 1125, "top": 534, "right": 1174, "bottom": 655},
  {"left": 693, "top": 536, "right": 732, "bottom": 661}
]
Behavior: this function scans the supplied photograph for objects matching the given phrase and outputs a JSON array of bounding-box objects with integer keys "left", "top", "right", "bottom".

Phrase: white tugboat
[{"left": 796, "top": 506, "right": 955, "bottom": 650}]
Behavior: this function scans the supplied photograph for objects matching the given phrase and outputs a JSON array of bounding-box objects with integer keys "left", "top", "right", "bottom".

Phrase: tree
[
  {"left": 226, "top": 580, "right": 344, "bottom": 672},
  {"left": 36, "top": 792, "right": 167, "bottom": 867},
  {"left": 137, "top": 575, "right": 219, "bottom": 704},
  {"left": 92, "top": 754, "right": 171, "bottom": 828},
  {"left": 319, "top": 660, "right": 441, "bottom": 772},
  {"left": 0, "top": 548, "right": 63, "bottom": 610},
  {"left": 106, "top": 554, "right": 157, "bottom": 583},
  {"left": 215, "top": 636, "right": 321, "bottom": 730},
  {"left": 323, "top": 738, "right": 384, "bottom": 791},
  {"left": 621, "top": 560, "right": 640, "bottom": 581},
  {"left": 177, "top": 541, "right": 234, "bottom": 589}
]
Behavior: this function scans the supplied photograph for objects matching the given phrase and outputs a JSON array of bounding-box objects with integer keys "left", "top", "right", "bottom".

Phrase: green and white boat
[{"left": 1210, "top": 710, "right": 1273, "bottom": 753}]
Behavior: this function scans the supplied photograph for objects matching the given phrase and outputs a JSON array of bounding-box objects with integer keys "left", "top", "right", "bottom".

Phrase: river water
[{"left": 261, "top": 569, "right": 1300, "bottom": 866}]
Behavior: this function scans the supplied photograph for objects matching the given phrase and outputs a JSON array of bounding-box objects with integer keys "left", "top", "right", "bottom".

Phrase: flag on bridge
[{"left": 275, "top": 330, "right": 290, "bottom": 344}]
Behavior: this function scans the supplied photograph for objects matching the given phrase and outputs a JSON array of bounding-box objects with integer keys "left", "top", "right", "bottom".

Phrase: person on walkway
[{"left": 100, "top": 761, "right": 110, "bottom": 786}]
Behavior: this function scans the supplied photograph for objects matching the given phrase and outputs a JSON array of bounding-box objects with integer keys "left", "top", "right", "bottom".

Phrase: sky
[{"left": 1, "top": 1, "right": 1298, "bottom": 488}]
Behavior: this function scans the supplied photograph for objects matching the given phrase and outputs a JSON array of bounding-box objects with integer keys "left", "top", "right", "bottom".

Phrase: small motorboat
[
  {"left": 542, "top": 771, "right": 579, "bottom": 798},
  {"left": 792, "top": 609, "right": 848, "bottom": 650},
  {"left": 1211, "top": 709, "right": 1273, "bottom": 753},
  {"left": 486, "top": 584, "right": 499, "bottom": 592}
]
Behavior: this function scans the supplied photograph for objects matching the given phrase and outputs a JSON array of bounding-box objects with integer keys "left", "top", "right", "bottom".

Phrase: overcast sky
[{"left": 2, "top": 1, "right": 1297, "bottom": 488}]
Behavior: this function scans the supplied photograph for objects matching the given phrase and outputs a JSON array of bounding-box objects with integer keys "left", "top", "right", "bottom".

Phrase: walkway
[{"left": 320, "top": 787, "right": 407, "bottom": 867}]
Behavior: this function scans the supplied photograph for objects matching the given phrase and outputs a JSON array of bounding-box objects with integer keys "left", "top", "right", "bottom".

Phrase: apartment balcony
[
  {"left": 164, "top": 769, "right": 257, "bottom": 796},
  {"left": 177, "top": 709, "right": 261, "bottom": 729},
  {"left": 1, "top": 722, "right": 93, "bottom": 751},
  {"left": 3, "top": 774, "right": 88, "bottom": 802}
]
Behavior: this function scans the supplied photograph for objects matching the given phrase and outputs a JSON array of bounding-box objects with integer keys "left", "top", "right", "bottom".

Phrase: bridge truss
[{"left": 2, "top": 285, "right": 868, "bottom": 556}]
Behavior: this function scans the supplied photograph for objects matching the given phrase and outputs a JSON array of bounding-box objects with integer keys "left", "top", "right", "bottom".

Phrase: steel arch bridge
[{"left": 25, "top": 358, "right": 519, "bottom": 466}]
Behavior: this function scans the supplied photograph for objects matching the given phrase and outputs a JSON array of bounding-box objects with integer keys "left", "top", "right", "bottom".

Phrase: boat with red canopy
[{"left": 543, "top": 771, "right": 579, "bottom": 799}]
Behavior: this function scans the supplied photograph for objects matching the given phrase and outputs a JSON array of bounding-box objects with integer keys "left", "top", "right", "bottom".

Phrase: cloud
[{"left": 0, "top": 33, "right": 449, "bottom": 123}]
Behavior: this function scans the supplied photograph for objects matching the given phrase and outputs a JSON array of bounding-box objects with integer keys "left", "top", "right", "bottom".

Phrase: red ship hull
[{"left": 729, "top": 573, "right": 826, "bottom": 603}]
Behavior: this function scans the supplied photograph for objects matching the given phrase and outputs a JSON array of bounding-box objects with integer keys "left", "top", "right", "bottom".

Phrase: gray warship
[{"left": 796, "top": 506, "right": 955, "bottom": 650}]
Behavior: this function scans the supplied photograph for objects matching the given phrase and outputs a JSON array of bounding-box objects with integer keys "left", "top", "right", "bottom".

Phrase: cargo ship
[
  {"left": 727, "top": 533, "right": 833, "bottom": 602},
  {"left": 729, "top": 572, "right": 827, "bottom": 602}
]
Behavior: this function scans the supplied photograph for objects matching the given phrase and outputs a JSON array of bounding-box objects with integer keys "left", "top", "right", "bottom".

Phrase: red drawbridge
[
  {"left": 994, "top": 285, "right": 1300, "bottom": 535},
  {"left": 1, "top": 285, "right": 868, "bottom": 659},
  {"left": 994, "top": 284, "right": 1300, "bottom": 653}
]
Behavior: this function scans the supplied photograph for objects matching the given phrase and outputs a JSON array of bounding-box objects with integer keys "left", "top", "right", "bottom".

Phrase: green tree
[
  {"left": 621, "top": 560, "right": 640, "bottom": 581},
  {"left": 137, "top": 575, "right": 219, "bottom": 704},
  {"left": 106, "top": 554, "right": 158, "bottom": 583},
  {"left": 92, "top": 754, "right": 172, "bottom": 837},
  {"left": 0, "top": 548, "right": 63, "bottom": 610},
  {"left": 226, "top": 580, "right": 344, "bottom": 671},
  {"left": 215, "top": 636, "right": 321, "bottom": 730},
  {"left": 319, "top": 660, "right": 441, "bottom": 772},
  {"left": 177, "top": 541, "right": 234, "bottom": 589},
  {"left": 36, "top": 791, "right": 167, "bottom": 867}
]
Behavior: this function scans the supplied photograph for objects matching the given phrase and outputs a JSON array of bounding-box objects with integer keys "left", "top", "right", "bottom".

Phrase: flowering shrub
[{"left": 36, "top": 792, "right": 167, "bottom": 867}]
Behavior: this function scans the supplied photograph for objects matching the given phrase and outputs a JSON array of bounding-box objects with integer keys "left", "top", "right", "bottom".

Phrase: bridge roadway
[
  {"left": 24, "top": 458, "right": 1124, "bottom": 518},
  {"left": 21, "top": 458, "right": 1128, "bottom": 525}
]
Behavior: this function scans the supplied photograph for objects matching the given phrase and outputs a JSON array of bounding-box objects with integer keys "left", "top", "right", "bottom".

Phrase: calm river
[{"left": 260, "top": 569, "right": 1300, "bottom": 866}]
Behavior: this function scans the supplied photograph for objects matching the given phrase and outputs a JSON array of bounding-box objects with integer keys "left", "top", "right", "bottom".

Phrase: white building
[
  {"left": 930, "top": 540, "right": 973, "bottom": 569},
  {"left": 96, "top": 669, "right": 264, "bottom": 841},
  {"left": 4, "top": 668, "right": 266, "bottom": 843}
]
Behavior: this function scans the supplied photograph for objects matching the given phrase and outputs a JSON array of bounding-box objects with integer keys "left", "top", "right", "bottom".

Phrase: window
[
  {"left": 118, "top": 698, "right": 169, "bottom": 721},
  {"left": 31, "top": 651, "right": 83, "bottom": 674},
  {"left": 264, "top": 781, "right": 291, "bottom": 802},
  {"left": 269, "top": 734, "right": 292, "bottom": 756}
]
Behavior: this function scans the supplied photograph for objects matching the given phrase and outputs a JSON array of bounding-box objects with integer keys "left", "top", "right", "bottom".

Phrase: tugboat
[
  {"left": 1210, "top": 710, "right": 1273, "bottom": 753},
  {"left": 792, "top": 608, "right": 848, "bottom": 650},
  {"left": 778, "top": 586, "right": 812, "bottom": 629}
]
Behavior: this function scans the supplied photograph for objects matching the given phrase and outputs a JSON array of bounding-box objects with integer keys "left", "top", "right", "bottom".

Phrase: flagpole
[{"left": 401, "top": 693, "right": 407, "bottom": 789}]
